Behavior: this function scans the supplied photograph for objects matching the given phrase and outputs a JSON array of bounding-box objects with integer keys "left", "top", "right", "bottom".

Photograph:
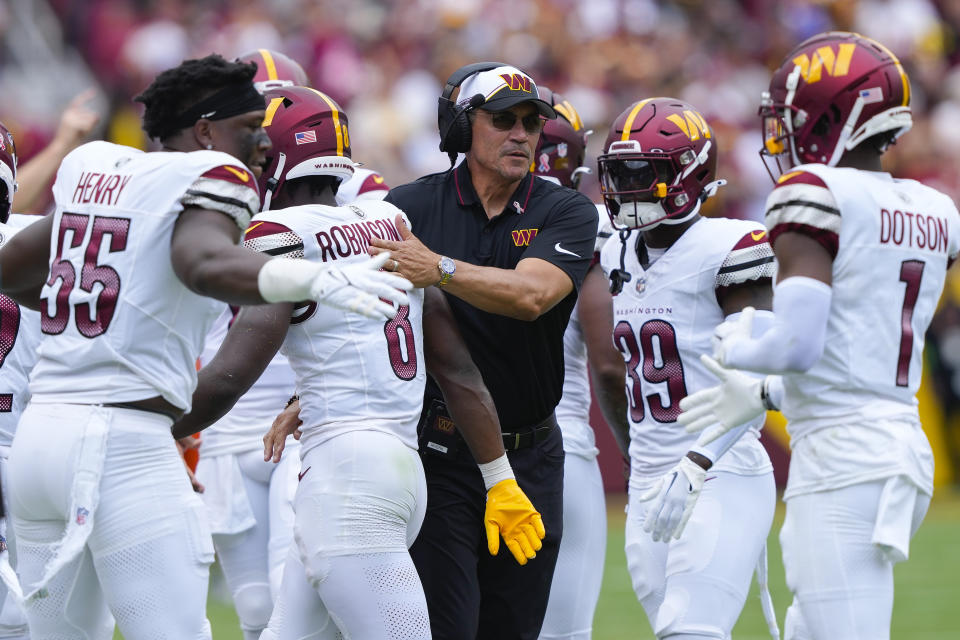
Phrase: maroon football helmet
[
  {"left": 238, "top": 49, "right": 310, "bottom": 92},
  {"left": 258, "top": 85, "right": 355, "bottom": 210},
  {"left": 759, "top": 31, "right": 912, "bottom": 177},
  {"left": 0, "top": 122, "right": 17, "bottom": 223},
  {"left": 597, "top": 97, "right": 721, "bottom": 230},
  {"left": 533, "top": 87, "right": 589, "bottom": 190}
]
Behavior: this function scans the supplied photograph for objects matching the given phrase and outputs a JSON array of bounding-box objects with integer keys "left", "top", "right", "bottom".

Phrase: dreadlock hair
[{"left": 135, "top": 54, "right": 258, "bottom": 142}]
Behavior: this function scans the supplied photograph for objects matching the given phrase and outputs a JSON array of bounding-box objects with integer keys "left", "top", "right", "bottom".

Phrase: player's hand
[
  {"left": 484, "top": 478, "right": 545, "bottom": 566},
  {"left": 175, "top": 436, "right": 204, "bottom": 493},
  {"left": 312, "top": 252, "right": 412, "bottom": 319},
  {"left": 369, "top": 215, "right": 444, "bottom": 288},
  {"left": 640, "top": 456, "right": 706, "bottom": 542},
  {"left": 258, "top": 253, "right": 412, "bottom": 320},
  {"left": 678, "top": 354, "right": 765, "bottom": 445},
  {"left": 264, "top": 398, "right": 303, "bottom": 463},
  {"left": 712, "top": 306, "right": 754, "bottom": 366}
]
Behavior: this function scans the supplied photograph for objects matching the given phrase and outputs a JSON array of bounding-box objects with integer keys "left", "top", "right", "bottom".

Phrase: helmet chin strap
[
  {"left": 828, "top": 95, "right": 865, "bottom": 166},
  {"left": 615, "top": 177, "right": 727, "bottom": 230},
  {"left": 261, "top": 151, "right": 287, "bottom": 212}
]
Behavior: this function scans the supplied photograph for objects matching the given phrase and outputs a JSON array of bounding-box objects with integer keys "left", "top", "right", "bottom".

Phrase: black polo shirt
[{"left": 385, "top": 161, "right": 597, "bottom": 429}]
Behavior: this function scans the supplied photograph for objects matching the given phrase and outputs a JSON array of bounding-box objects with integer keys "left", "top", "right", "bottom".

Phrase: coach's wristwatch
[{"left": 437, "top": 256, "right": 456, "bottom": 287}]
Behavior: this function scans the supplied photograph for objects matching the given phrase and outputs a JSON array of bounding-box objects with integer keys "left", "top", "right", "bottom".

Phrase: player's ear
[{"left": 193, "top": 119, "right": 214, "bottom": 151}]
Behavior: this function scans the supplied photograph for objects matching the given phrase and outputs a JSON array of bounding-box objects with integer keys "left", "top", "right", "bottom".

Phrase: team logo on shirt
[
  {"left": 436, "top": 415, "right": 455, "bottom": 434},
  {"left": 512, "top": 228, "right": 538, "bottom": 247},
  {"left": 223, "top": 166, "right": 249, "bottom": 183}
]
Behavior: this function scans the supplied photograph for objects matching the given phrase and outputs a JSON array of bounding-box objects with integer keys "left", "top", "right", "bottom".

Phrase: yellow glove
[{"left": 484, "top": 478, "right": 546, "bottom": 566}]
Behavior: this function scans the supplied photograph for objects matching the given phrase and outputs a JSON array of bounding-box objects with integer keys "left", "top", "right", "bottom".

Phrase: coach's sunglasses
[{"left": 479, "top": 110, "right": 545, "bottom": 134}]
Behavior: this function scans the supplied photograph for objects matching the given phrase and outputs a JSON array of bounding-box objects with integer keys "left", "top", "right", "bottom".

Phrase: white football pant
[
  {"left": 262, "top": 429, "right": 430, "bottom": 640},
  {"left": 0, "top": 452, "right": 28, "bottom": 640},
  {"left": 781, "top": 476, "right": 930, "bottom": 640},
  {"left": 625, "top": 470, "right": 775, "bottom": 639},
  {"left": 196, "top": 448, "right": 298, "bottom": 640},
  {"left": 8, "top": 404, "right": 213, "bottom": 640},
  {"left": 540, "top": 452, "right": 606, "bottom": 640}
]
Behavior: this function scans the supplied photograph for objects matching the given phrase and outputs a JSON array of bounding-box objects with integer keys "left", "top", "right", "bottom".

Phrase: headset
[{"left": 437, "top": 61, "right": 508, "bottom": 161}]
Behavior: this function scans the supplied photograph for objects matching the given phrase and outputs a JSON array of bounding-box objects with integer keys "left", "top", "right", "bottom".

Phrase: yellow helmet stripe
[
  {"left": 621, "top": 98, "right": 653, "bottom": 141},
  {"left": 305, "top": 87, "right": 344, "bottom": 156},
  {"left": 553, "top": 100, "right": 584, "bottom": 131},
  {"left": 258, "top": 49, "right": 279, "bottom": 81},
  {"left": 262, "top": 97, "right": 284, "bottom": 128},
  {"left": 864, "top": 36, "right": 910, "bottom": 106}
]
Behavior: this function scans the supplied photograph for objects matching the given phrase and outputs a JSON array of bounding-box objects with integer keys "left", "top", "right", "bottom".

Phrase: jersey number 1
[
  {"left": 896, "top": 259, "right": 925, "bottom": 387},
  {"left": 41, "top": 213, "right": 130, "bottom": 338}
]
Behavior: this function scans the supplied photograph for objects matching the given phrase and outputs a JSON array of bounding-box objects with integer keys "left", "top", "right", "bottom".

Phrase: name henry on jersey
[
  {"left": 316, "top": 219, "right": 402, "bottom": 262},
  {"left": 880, "top": 208, "right": 949, "bottom": 254},
  {"left": 71, "top": 172, "right": 132, "bottom": 206}
]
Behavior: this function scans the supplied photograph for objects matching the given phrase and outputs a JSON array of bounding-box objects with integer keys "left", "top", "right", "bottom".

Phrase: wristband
[{"left": 478, "top": 453, "right": 515, "bottom": 491}]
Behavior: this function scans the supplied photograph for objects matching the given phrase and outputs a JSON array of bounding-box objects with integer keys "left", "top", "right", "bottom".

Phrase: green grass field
[{"left": 116, "top": 489, "right": 960, "bottom": 639}]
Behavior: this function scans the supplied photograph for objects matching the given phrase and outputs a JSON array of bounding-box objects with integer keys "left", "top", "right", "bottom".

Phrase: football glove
[
  {"left": 678, "top": 354, "right": 767, "bottom": 445},
  {"left": 640, "top": 456, "right": 706, "bottom": 542},
  {"left": 258, "top": 252, "right": 412, "bottom": 320},
  {"left": 484, "top": 478, "right": 545, "bottom": 566}
]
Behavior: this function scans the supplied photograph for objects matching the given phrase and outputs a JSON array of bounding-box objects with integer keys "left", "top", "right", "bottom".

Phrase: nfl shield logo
[
  {"left": 635, "top": 276, "right": 647, "bottom": 294},
  {"left": 557, "top": 142, "right": 568, "bottom": 158},
  {"left": 76, "top": 507, "right": 89, "bottom": 525}
]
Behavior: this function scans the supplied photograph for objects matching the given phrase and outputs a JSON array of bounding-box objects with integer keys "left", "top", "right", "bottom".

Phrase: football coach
[{"left": 369, "top": 62, "right": 597, "bottom": 639}]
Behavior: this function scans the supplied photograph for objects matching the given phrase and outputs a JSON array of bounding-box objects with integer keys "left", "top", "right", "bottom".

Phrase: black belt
[{"left": 501, "top": 414, "right": 557, "bottom": 451}]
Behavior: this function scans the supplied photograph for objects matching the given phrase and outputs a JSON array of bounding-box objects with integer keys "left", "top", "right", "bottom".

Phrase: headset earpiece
[{"left": 438, "top": 61, "right": 506, "bottom": 158}]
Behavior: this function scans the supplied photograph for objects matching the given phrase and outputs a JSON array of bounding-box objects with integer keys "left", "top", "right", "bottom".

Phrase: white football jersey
[
  {"left": 335, "top": 167, "right": 389, "bottom": 206},
  {"left": 0, "top": 215, "right": 43, "bottom": 445},
  {"left": 765, "top": 165, "right": 960, "bottom": 437},
  {"left": 28, "top": 141, "right": 261, "bottom": 411},
  {"left": 600, "top": 217, "right": 774, "bottom": 479},
  {"left": 244, "top": 200, "right": 425, "bottom": 453},
  {"left": 555, "top": 205, "right": 610, "bottom": 459}
]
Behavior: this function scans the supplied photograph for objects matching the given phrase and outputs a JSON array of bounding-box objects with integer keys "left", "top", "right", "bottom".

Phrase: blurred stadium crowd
[{"left": 4, "top": 0, "right": 960, "bottom": 474}]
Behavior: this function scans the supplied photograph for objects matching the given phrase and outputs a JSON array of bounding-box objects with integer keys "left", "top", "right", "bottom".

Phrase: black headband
[{"left": 173, "top": 82, "right": 266, "bottom": 131}]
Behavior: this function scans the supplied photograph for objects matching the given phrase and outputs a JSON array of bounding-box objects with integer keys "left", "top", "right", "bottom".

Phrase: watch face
[{"left": 440, "top": 257, "right": 456, "bottom": 274}]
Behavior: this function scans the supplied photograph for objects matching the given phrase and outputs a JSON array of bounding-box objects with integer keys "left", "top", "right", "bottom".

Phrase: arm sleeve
[
  {"left": 764, "top": 169, "right": 841, "bottom": 258},
  {"left": 181, "top": 164, "right": 261, "bottom": 231},
  {"left": 724, "top": 276, "right": 832, "bottom": 374}
]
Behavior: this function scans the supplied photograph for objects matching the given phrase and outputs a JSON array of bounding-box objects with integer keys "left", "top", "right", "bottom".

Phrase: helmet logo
[
  {"left": 666, "top": 111, "right": 711, "bottom": 141},
  {"left": 792, "top": 43, "right": 855, "bottom": 83},
  {"left": 295, "top": 130, "right": 317, "bottom": 145}
]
